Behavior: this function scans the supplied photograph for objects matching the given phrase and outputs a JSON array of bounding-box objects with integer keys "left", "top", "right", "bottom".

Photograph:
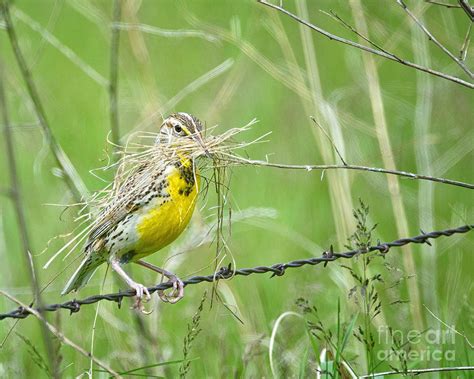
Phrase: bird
[{"left": 61, "top": 112, "right": 207, "bottom": 310}]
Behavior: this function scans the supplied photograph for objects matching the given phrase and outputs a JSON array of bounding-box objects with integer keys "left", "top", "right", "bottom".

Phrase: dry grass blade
[
  {"left": 124, "top": 58, "right": 234, "bottom": 139},
  {"left": 12, "top": 8, "right": 109, "bottom": 87},
  {"left": 113, "top": 22, "right": 220, "bottom": 42},
  {"left": 2, "top": 2, "right": 89, "bottom": 202},
  {"left": 460, "top": 22, "right": 472, "bottom": 61},
  {"left": 349, "top": 0, "right": 423, "bottom": 332},
  {"left": 109, "top": 0, "right": 122, "bottom": 157},
  {"left": 411, "top": 9, "right": 438, "bottom": 313},
  {"left": 0, "top": 54, "right": 59, "bottom": 376}
]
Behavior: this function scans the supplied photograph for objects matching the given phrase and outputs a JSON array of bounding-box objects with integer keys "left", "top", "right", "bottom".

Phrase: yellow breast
[{"left": 135, "top": 160, "right": 199, "bottom": 258}]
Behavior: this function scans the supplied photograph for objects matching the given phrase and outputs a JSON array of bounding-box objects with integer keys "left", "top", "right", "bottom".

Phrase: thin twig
[
  {"left": 183, "top": 9, "right": 313, "bottom": 100},
  {"left": 0, "top": 224, "right": 471, "bottom": 320},
  {"left": 226, "top": 157, "right": 474, "bottom": 189},
  {"left": 109, "top": 0, "right": 122, "bottom": 158},
  {"left": 0, "top": 291, "right": 121, "bottom": 378},
  {"left": 310, "top": 117, "right": 347, "bottom": 166},
  {"left": 256, "top": 0, "right": 474, "bottom": 89},
  {"left": 425, "top": 0, "right": 461, "bottom": 9},
  {"left": 321, "top": 9, "right": 394, "bottom": 58},
  {"left": 2, "top": 2, "right": 88, "bottom": 202},
  {"left": 0, "top": 58, "right": 58, "bottom": 378},
  {"left": 425, "top": 0, "right": 461, "bottom": 8},
  {"left": 458, "top": 0, "right": 474, "bottom": 21},
  {"left": 397, "top": 0, "right": 473, "bottom": 79}
]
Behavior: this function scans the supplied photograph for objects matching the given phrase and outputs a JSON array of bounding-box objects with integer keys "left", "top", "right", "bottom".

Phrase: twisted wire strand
[{"left": 1, "top": 224, "right": 471, "bottom": 321}]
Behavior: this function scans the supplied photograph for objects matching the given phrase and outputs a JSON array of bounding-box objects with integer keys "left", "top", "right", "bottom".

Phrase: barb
[
  {"left": 256, "top": 0, "right": 474, "bottom": 89},
  {"left": 1, "top": 224, "right": 471, "bottom": 321}
]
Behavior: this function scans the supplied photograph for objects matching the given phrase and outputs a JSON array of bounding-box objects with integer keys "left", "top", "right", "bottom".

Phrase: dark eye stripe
[{"left": 165, "top": 113, "right": 203, "bottom": 135}]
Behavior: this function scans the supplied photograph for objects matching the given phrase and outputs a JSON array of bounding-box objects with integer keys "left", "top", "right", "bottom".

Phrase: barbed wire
[{"left": 0, "top": 224, "right": 471, "bottom": 321}]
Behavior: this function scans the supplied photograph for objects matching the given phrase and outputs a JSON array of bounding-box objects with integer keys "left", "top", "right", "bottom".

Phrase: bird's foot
[
  {"left": 130, "top": 283, "right": 152, "bottom": 314},
  {"left": 158, "top": 274, "right": 184, "bottom": 304},
  {"left": 134, "top": 260, "right": 185, "bottom": 304}
]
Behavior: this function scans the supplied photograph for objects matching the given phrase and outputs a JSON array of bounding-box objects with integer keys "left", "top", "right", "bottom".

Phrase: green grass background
[{"left": 0, "top": 0, "right": 473, "bottom": 377}]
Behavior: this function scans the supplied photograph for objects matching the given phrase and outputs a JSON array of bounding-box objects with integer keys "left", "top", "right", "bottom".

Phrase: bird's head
[{"left": 159, "top": 112, "right": 210, "bottom": 157}]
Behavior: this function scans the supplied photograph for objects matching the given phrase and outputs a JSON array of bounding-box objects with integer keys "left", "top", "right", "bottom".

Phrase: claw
[
  {"left": 130, "top": 283, "right": 153, "bottom": 314},
  {"left": 158, "top": 275, "right": 184, "bottom": 304},
  {"left": 135, "top": 260, "right": 185, "bottom": 304},
  {"left": 110, "top": 260, "right": 154, "bottom": 314}
]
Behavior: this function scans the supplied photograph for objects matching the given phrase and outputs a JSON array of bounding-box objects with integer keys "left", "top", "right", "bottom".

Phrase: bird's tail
[{"left": 61, "top": 254, "right": 105, "bottom": 295}]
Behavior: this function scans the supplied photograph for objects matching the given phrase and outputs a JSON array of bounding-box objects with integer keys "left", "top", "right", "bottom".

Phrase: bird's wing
[{"left": 86, "top": 164, "right": 152, "bottom": 250}]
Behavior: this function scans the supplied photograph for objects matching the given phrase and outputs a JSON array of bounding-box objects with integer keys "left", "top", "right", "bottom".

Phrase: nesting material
[{"left": 44, "top": 119, "right": 263, "bottom": 269}]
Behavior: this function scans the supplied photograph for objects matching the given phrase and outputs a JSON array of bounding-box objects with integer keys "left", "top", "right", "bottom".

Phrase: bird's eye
[{"left": 174, "top": 124, "right": 182, "bottom": 134}]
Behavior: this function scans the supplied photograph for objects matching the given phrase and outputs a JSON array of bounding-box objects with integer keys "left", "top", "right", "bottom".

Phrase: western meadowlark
[{"left": 62, "top": 112, "right": 208, "bottom": 309}]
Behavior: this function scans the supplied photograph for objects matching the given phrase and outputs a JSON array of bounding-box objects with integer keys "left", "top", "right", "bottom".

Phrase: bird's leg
[
  {"left": 135, "top": 260, "right": 184, "bottom": 304},
  {"left": 110, "top": 260, "right": 152, "bottom": 313}
]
